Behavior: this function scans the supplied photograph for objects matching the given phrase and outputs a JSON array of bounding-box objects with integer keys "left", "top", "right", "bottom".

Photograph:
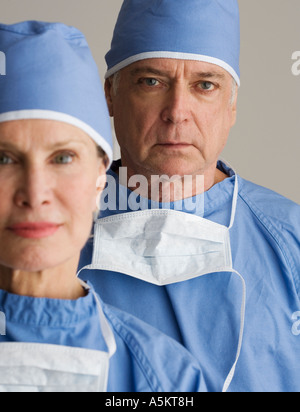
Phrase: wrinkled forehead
[
  {"left": 125, "top": 58, "right": 234, "bottom": 82},
  {"left": 0, "top": 119, "right": 97, "bottom": 152}
]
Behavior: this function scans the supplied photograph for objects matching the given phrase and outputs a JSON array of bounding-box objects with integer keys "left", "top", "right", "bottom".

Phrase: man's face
[{"left": 106, "top": 59, "right": 237, "bottom": 181}]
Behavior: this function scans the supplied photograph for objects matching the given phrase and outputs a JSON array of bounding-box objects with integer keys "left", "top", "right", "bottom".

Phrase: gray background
[{"left": 1, "top": 0, "right": 299, "bottom": 203}]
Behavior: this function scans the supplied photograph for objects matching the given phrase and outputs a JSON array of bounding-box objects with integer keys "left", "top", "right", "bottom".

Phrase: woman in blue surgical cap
[{"left": 0, "top": 21, "right": 207, "bottom": 392}]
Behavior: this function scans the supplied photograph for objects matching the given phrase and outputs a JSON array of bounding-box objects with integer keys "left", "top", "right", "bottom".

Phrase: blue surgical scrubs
[
  {"left": 79, "top": 160, "right": 300, "bottom": 392},
  {"left": 0, "top": 283, "right": 207, "bottom": 392}
]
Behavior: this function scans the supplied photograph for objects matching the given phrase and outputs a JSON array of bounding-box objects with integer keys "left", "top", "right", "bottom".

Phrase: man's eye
[
  {"left": 53, "top": 153, "right": 75, "bottom": 165},
  {"left": 143, "top": 78, "right": 160, "bottom": 87},
  {"left": 0, "top": 154, "right": 13, "bottom": 165},
  {"left": 199, "top": 81, "right": 215, "bottom": 91}
]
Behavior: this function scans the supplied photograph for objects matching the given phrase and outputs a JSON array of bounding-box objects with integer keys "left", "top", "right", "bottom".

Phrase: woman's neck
[{"left": 0, "top": 256, "right": 85, "bottom": 300}]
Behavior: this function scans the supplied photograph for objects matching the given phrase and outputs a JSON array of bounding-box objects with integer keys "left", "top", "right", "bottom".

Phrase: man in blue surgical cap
[{"left": 79, "top": 0, "right": 300, "bottom": 392}]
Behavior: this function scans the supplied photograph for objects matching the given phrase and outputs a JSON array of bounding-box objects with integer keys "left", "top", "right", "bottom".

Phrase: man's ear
[
  {"left": 105, "top": 78, "right": 114, "bottom": 117},
  {"left": 230, "top": 88, "right": 238, "bottom": 128}
]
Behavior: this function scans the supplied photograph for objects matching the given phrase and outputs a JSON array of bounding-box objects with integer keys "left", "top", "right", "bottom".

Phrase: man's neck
[{"left": 116, "top": 159, "right": 228, "bottom": 203}]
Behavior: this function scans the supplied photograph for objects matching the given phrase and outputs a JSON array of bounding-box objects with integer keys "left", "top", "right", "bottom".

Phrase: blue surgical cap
[
  {"left": 106, "top": 0, "right": 240, "bottom": 86},
  {"left": 0, "top": 21, "right": 113, "bottom": 166}
]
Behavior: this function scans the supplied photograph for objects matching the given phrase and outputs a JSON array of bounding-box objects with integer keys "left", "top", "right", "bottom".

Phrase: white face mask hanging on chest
[
  {"left": 90, "top": 173, "right": 239, "bottom": 286},
  {"left": 82, "top": 172, "right": 246, "bottom": 392},
  {"left": 0, "top": 281, "right": 116, "bottom": 393}
]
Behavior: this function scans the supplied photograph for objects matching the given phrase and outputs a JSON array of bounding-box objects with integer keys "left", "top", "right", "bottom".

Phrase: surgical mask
[
  {"left": 0, "top": 281, "right": 116, "bottom": 393},
  {"left": 82, "top": 172, "right": 246, "bottom": 392}
]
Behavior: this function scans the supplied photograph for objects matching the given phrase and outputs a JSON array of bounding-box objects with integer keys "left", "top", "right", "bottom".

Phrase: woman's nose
[{"left": 14, "top": 166, "right": 52, "bottom": 209}]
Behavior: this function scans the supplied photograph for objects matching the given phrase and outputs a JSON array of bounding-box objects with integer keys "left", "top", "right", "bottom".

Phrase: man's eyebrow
[
  {"left": 130, "top": 67, "right": 170, "bottom": 78},
  {"left": 0, "top": 141, "right": 23, "bottom": 151},
  {"left": 194, "top": 71, "right": 226, "bottom": 80},
  {"left": 130, "top": 67, "right": 226, "bottom": 80}
]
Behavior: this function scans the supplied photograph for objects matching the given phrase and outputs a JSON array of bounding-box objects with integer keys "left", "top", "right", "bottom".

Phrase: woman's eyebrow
[
  {"left": 0, "top": 139, "right": 88, "bottom": 151},
  {"left": 47, "top": 139, "right": 89, "bottom": 149}
]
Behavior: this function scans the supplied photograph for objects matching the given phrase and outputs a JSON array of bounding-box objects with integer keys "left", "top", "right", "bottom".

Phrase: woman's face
[{"left": 0, "top": 119, "right": 106, "bottom": 272}]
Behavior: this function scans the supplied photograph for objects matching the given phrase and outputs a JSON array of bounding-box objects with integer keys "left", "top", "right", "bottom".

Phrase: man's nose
[
  {"left": 161, "top": 83, "right": 192, "bottom": 125},
  {"left": 14, "top": 166, "right": 52, "bottom": 209}
]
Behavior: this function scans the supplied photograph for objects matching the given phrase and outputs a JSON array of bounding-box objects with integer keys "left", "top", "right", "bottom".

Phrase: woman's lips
[{"left": 7, "top": 222, "right": 62, "bottom": 239}]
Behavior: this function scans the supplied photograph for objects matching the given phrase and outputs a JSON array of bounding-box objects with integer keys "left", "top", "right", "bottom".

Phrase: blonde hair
[{"left": 97, "top": 146, "right": 109, "bottom": 168}]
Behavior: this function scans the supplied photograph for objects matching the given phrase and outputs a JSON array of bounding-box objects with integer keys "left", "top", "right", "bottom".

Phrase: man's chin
[{"left": 146, "top": 158, "right": 203, "bottom": 178}]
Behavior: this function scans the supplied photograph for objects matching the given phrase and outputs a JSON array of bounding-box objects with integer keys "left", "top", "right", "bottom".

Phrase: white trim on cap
[
  {"left": 105, "top": 51, "right": 240, "bottom": 86},
  {"left": 0, "top": 110, "right": 113, "bottom": 169}
]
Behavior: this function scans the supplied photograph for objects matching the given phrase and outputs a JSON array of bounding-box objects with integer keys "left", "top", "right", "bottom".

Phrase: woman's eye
[
  {"left": 0, "top": 154, "right": 13, "bottom": 165},
  {"left": 53, "top": 153, "right": 75, "bottom": 165}
]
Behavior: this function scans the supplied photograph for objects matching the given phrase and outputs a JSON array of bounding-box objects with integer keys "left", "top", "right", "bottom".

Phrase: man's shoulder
[
  {"left": 103, "top": 302, "right": 206, "bottom": 392},
  {"left": 238, "top": 177, "right": 300, "bottom": 298},
  {"left": 238, "top": 177, "right": 300, "bottom": 227}
]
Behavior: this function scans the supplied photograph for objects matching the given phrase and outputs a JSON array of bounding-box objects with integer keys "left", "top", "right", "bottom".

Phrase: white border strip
[
  {"left": 0, "top": 110, "right": 113, "bottom": 168},
  {"left": 106, "top": 51, "right": 240, "bottom": 86}
]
